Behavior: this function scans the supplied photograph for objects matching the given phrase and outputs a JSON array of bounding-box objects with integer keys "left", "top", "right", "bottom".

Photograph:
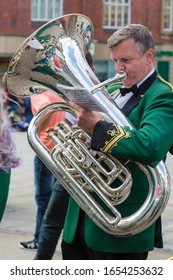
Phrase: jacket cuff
[{"left": 91, "top": 120, "right": 130, "bottom": 153}]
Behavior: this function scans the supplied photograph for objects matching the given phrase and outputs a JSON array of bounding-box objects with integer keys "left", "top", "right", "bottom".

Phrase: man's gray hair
[{"left": 107, "top": 24, "right": 155, "bottom": 55}]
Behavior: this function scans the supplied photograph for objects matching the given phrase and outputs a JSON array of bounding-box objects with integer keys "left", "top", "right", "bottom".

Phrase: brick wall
[
  {"left": 0, "top": 0, "right": 33, "bottom": 35},
  {"left": 1, "top": 0, "right": 173, "bottom": 82},
  {"left": 1, "top": 0, "right": 172, "bottom": 44},
  {"left": 131, "top": 0, "right": 162, "bottom": 44}
]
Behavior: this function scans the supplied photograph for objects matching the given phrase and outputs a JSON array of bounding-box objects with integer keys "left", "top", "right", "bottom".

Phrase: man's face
[{"left": 111, "top": 38, "right": 154, "bottom": 88}]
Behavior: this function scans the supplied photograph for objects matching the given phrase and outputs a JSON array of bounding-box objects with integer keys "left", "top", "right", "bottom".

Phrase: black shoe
[{"left": 19, "top": 239, "right": 38, "bottom": 249}]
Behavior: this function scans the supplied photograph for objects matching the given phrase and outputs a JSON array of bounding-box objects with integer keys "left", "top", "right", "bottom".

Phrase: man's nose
[{"left": 115, "top": 61, "right": 125, "bottom": 73}]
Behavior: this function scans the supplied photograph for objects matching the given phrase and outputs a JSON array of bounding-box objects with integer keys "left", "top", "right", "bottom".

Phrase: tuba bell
[{"left": 6, "top": 14, "right": 170, "bottom": 236}]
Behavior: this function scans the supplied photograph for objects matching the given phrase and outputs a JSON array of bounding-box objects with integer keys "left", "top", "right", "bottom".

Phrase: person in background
[
  {"left": 3, "top": 90, "right": 33, "bottom": 132},
  {"left": 19, "top": 90, "right": 66, "bottom": 249},
  {"left": 61, "top": 24, "right": 173, "bottom": 260},
  {"left": 34, "top": 51, "right": 95, "bottom": 259},
  {"left": 15, "top": 97, "right": 33, "bottom": 131},
  {"left": 0, "top": 85, "right": 21, "bottom": 222}
]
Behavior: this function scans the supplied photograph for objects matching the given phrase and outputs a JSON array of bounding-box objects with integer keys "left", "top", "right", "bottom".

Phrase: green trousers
[{"left": 0, "top": 170, "right": 11, "bottom": 222}]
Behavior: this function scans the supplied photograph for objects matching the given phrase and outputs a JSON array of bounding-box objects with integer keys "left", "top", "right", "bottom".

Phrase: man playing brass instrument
[{"left": 61, "top": 24, "right": 173, "bottom": 260}]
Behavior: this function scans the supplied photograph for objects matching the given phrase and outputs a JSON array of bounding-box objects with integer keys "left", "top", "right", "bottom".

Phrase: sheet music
[{"left": 56, "top": 85, "right": 108, "bottom": 113}]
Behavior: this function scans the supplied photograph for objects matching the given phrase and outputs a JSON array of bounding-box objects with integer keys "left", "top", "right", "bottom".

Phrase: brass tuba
[{"left": 6, "top": 14, "right": 170, "bottom": 236}]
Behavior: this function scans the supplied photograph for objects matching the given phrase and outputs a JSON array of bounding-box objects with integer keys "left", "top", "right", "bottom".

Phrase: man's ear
[{"left": 146, "top": 48, "right": 155, "bottom": 61}]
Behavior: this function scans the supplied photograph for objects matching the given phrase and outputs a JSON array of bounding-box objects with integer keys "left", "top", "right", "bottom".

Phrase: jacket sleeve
[{"left": 91, "top": 89, "right": 173, "bottom": 166}]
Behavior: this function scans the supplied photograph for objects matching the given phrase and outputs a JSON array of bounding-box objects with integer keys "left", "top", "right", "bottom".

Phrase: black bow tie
[{"left": 120, "top": 84, "right": 138, "bottom": 96}]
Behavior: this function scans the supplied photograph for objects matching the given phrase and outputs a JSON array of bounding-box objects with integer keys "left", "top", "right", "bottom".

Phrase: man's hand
[{"left": 70, "top": 101, "right": 103, "bottom": 134}]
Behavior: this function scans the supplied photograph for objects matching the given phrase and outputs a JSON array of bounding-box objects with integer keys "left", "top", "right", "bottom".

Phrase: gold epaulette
[{"left": 157, "top": 75, "right": 173, "bottom": 91}]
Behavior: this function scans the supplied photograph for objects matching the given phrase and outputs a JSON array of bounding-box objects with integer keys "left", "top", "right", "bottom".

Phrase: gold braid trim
[
  {"left": 100, "top": 124, "right": 131, "bottom": 153},
  {"left": 157, "top": 75, "right": 173, "bottom": 91}
]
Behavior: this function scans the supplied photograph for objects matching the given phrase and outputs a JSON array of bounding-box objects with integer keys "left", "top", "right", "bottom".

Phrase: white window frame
[
  {"left": 103, "top": 0, "right": 131, "bottom": 29},
  {"left": 162, "top": 0, "right": 173, "bottom": 32},
  {"left": 31, "top": 0, "right": 63, "bottom": 22}
]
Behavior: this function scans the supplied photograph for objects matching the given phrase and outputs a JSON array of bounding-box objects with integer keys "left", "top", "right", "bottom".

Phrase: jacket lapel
[{"left": 122, "top": 70, "right": 157, "bottom": 115}]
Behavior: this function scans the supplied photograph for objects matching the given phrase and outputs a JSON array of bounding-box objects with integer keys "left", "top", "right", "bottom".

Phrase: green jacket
[{"left": 63, "top": 74, "right": 173, "bottom": 253}]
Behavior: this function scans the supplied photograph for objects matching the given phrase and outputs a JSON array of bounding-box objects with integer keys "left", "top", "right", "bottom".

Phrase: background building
[{"left": 1, "top": 0, "right": 173, "bottom": 83}]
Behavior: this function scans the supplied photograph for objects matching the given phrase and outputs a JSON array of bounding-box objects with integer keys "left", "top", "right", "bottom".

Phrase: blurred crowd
[{"left": 3, "top": 90, "right": 33, "bottom": 132}]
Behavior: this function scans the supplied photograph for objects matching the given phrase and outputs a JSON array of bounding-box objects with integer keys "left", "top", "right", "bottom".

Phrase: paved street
[{"left": 0, "top": 131, "right": 173, "bottom": 260}]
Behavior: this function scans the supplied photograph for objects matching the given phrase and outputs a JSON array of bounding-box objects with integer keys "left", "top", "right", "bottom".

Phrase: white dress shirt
[{"left": 115, "top": 68, "right": 155, "bottom": 109}]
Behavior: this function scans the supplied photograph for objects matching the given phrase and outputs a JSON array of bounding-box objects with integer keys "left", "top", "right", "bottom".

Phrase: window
[
  {"left": 31, "top": 0, "right": 62, "bottom": 21},
  {"left": 162, "top": 0, "right": 173, "bottom": 32},
  {"left": 103, "top": 0, "right": 131, "bottom": 29}
]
